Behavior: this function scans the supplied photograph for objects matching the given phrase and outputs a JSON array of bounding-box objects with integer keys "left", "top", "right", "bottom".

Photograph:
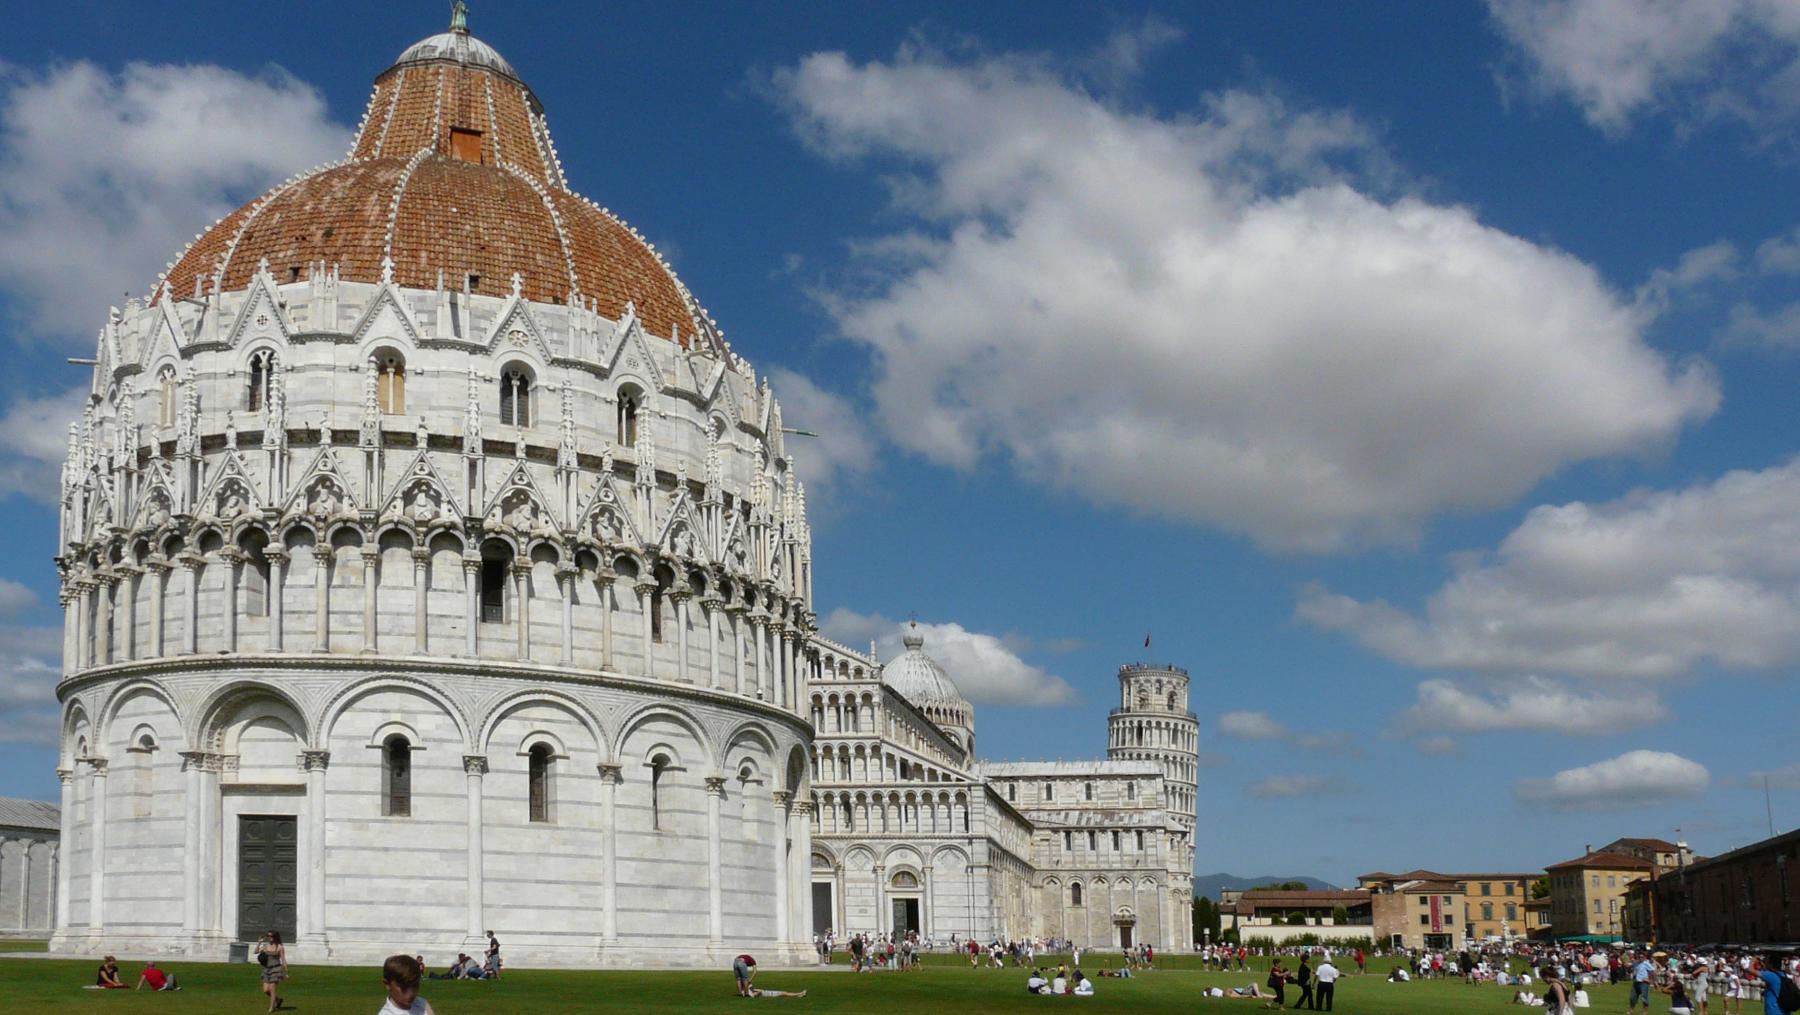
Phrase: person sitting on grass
[
  {"left": 96, "top": 956, "right": 126, "bottom": 989},
  {"left": 1072, "top": 971, "right": 1095, "bottom": 997},
  {"left": 1051, "top": 969, "right": 1068, "bottom": 995},
  {"left": 1027, "top": 969, "right": 1049, "bottom": 994},
  {"left": 378, "top": 953, "right": 435, "bottom": 1015},
  {"left": 135, "top": 960, "right": 180, "bottom": 991}
]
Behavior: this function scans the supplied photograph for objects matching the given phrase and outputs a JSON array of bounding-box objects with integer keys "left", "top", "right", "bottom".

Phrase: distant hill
[{"left": 1193, "top": 873, "right": 1339, "bottom": 900}]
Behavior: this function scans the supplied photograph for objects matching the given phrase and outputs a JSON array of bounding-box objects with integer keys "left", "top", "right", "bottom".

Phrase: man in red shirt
[{"left": 136, "top": 961, "right": 180, "bottom": 991}]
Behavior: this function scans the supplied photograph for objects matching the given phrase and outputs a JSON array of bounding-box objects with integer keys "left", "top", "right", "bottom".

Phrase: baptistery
[{"left": 51, "top": 9, "right": 819, "bottom": 965}]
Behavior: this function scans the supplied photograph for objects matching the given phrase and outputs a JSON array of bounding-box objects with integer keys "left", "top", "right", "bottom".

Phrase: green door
[{"left": 238, "top": 815, "right": 298, "bottom": 943}]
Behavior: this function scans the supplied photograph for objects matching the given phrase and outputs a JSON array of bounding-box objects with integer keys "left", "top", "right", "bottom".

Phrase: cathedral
[{"left": 47, "top": 9, "right": 1195, "bottom": 966}]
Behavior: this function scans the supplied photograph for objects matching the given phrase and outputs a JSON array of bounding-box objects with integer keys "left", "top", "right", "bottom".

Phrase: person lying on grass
[{"left": 747, "top": 988, "right": 808, "bottom": 998}]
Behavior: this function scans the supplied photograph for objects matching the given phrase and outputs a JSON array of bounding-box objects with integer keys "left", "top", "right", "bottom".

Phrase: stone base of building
[{"left": 48, "top": 931, "right": 816, "bottom": 969}]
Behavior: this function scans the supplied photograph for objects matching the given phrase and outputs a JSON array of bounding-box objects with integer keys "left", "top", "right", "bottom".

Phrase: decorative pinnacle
[{"left": 450, "top": 0, "right": 469, "bottom": 34}]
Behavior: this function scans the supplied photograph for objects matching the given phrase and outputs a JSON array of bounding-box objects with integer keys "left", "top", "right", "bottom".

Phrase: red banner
[{"left": 1430, "top": 895, "right": 1443, "bottom": 933}]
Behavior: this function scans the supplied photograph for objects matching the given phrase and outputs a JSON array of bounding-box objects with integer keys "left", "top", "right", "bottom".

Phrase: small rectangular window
[
  {"left": 480, "top": 558, "right": 507, "bottom": 622},
  {"left": 1087, "top": 831, "right": 1096, "bottom": 851},
  {"left": 1111, "top": 830, "right": 1121, "bottom": 851},
  {"left": 450, "top": 127, "right": 484, "bottom": 163},
  {"left": 1063, "top": 831, "right": 1072, "bottom": 851},
  {"left": 1135, "top": 831, "right": 1144, "bottom": 850}
]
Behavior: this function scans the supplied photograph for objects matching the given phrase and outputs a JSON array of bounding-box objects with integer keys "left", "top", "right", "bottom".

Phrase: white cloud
[
  {"left": 0, "top": 623, "right": 66, "bottom": 747},
  {"left": 1300, "top": 457, "right": 1800, "bottom": 680},
  {"left": 1516, "top": 750, "right": 1709, "bottom": 811},
  {"left": 1219, "top": 710, "right": 1287, "bottom": 740},
  {"left": 1398, "top": 676, "right": 1669, "bottom": 736},
  {"left": 1247, "top": 774, "right": 1333, "bottom": 799},
  {"left": 819, "top": 608, "right": 1076, "bottom": 706},
  {"left": 773, "top": 45, "right": 1716, "bottom": 552},
  {"left": 0, "top": 578, "right": 39, "bottom": 615},
  {"left": 1417, "top": 735, "right": 1459, "bottom": 756},
  {"left": 0, "top": 60, "right": 349, "bottom": 344},
  {"left": 0, "top": 384, "right": 88, "bottom": 504},
  {"left": 1487, "top": 0, "right": 1800, "bottom": 137},
  {"left": 766, "top": 367, "right": 878, "bottom": 507}
]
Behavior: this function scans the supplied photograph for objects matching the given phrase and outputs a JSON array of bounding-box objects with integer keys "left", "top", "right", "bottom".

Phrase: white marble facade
[
  {"left": 808, "top": 636, "right": 1198, "bottom": 952},
  {"left": 49, "top": 16, "right": 1199, "bottom": 967},
  {"left": 0, "top": 800, "right": 60, "bottom": 935}
]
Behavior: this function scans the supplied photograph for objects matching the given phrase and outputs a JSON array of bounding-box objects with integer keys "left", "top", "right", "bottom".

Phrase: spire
[{"left": 450, "top": 0, "right": 469, "bottom": 34}]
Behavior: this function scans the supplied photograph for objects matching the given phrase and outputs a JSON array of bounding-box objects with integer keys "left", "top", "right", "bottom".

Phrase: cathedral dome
[
  {"left": 155, "top": 12, "right": 711, "bottom": 346},
  {"left": 882, "top": 625, "right": 969, "bottom": 711}
]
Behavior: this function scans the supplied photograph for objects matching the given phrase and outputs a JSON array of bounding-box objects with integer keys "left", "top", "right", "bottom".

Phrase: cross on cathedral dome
[{"left": 155, "top": 2, "right": 718, "bottom": 349}]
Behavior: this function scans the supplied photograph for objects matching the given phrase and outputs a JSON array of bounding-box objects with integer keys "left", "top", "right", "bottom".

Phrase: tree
[
  {"left": 1286, "top": 912, "right": 1308, "bottom": 926},
  {"left": 1331, "top": 905, "right": 1349, "bottom": 925},
  {"left": 1253, "top": 881, "right": 1309, "bottom": 891},
  {"left": 1193, "top": 895, "right": 1222, "bottom": 942},
  {"left": 1530, "top": 877, "right": 1550, "bottom": 900}
]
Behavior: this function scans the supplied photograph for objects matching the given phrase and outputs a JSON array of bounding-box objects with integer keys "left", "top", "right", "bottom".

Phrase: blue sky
[{"left": 3, "top": 1, "right": 1800, "bottom": 886}]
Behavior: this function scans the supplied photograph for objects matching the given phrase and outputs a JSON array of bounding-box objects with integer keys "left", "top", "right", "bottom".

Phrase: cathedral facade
[
  {"left": 809, "top": 636, "right": 1196, "bottom": 951},
  {"left": 48, "top": 12, "right": 1193, "bottom": 966}
]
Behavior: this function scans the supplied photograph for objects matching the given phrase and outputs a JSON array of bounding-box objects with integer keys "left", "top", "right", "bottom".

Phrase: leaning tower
[{"left": 1107, "top": 664, "right": 1198, "bottom": 830}]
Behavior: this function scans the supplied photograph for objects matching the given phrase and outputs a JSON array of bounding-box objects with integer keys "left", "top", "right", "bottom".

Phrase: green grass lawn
[
  {"left": 0, "top": 954, "right": 1634, "bottom": 1014},
  {"left": 0, "top": 939, "right": 48, "bottom": 953}
]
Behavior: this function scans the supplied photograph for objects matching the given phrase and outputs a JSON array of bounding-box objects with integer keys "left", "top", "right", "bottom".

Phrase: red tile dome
[{"left": 158, "top": 16, "right": 710, "bottom": 346}]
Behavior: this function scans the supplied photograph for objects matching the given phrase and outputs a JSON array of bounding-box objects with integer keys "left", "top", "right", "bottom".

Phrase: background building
[
  {"left": 1634, "top": 826, "right": 1795, "bottom": 945},
  {"left": 810, "top": 632, "right": 1198, "bottom": 950},
  {"left": 0, "top": 799, "right": 59, "bottom": 936},
  {"left": 1363, "top": 872, "right": 1466, "bottom": 951},
  {"left": 1544, "top": 849, "right": 1651, "bottom": 941}
]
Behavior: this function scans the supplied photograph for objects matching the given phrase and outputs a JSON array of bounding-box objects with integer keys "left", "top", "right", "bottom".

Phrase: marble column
[
  {"left": 462, "top": 558, "right": 480, "bottom": 656},
  {"left": 18, "top": 837, "right": 33, "bottom": 929},
  {"left": 182, "top": 557, "right": 201, "bottom": 654},
  {"left": 598, "top": 763, "right": 621, "bottom": 943},
  {"left": 772, "top": 790, "right": 792, "bottom": 945},
  {"left": 180, "top": 751, "right": 206, "bottom": 938},
  {"left": 674, "top": 593, "right": 692, "bottom": 683},
  {"left": 752, "top": 617, "right": 767, "bottom": 700},
  {"left": 266, "top": 551, "right": 288, "bottom": 652},
  {"left": 921, "top": 864, "right": 933, "bottom": 940},
  {"left": 557, "top": 564, "right": 575, "bottom": 667},
  {"left": 362, "top": 546, "right": 380, "bottom": 653},
  {"left": 704, "top": 775, "right": 725, "bottom": 945},
  {"left": 313, "top": 547, "right": 333, "bottom": 651},
  {"left": 727, "top": 606, "right": 745, "bottom": 694},
  {"left": 54, "top": 770, "right": 72, "bottom": 932},
  {"left": 87, "top": 759, "right": 107, "bottom": 935},
  {"left": 94, "top": 575, "right": 114, "bottom": 665},
  {"left": 143, "top": 562, "right": 167, "bottom": 658},
  {"left": 119, "top": 568, "right": 139, "bottom": 662},
  {"left": 220, "top": 551, "right": 242, "bottom": 653},
  {"left": 704, "top": 597, "right": 722, "bottom": 689},
  {"left": 463, "top": 755, "right": 487, "bottom": 938},
  {"left": 512, "top": 561, "right": 532, "bottom": 660},
  {"left": 72, "top": 582, "right": 89, "bottom": 670},
  {"left": 635, "top": 580, "right": 657, "bottom": 676},
  {"left": 873, "top": 863, "right": 887, "bottom": 940},
  {"left": 412, "top": 548, "right": 430, "bottom": 654},
  {"left": 300, "top": 750, "right": 330, "bottom": 947},
  {"left": 792, "top": 798, "right": 814, "bottom": 944},
  {"left": 597, "top": 573, "right": 615, "bottom": 670}
]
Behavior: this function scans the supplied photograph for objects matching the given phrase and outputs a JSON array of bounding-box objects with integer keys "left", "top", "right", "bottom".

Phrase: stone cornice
[{"left": 54, "top": 652, "right": 811, "bottom": 735}]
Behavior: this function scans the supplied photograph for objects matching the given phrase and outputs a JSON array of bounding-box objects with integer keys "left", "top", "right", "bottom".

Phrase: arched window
[
  {"left": 247, "top": 350, "right": 275, "bottom": 413},
  {"left": 1007, "top": 783, "right": 1016, "bottom": 802},
  {"left": 1126, "top": 781, "right": 1136, "bottom": 801},
  {"left": 1084, "top": 781, "right": 1094, "bottom": 801},
  {"left": 617, "top": 390, "right": 639, "bottom": 446},
  {"left": 528, "top": 743, "right": 552, "bottom": 822},
  {"left": 382, "top": 735, "right": 411, "bottom": 817},
  {"left": 375, "top": 351, "right": 406, "bottom": 415},
  {"left": 1043, "top": 782, "right": 1054, "bottom": 801},
  {"left": 1167, "top": 691, "right": 1178, "bottom": 710},
  {"left": 1071, "top": 882, "right": 1084, "bottom": 906},
  {"left": 158, "top": 367, "right": 178, "bottom": 428},
  {"left": 499, "top": 366, "right": 531, "bottom": 427},
  {"left": 650, "top": 753, "right": 669, "bottom": 830}
]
